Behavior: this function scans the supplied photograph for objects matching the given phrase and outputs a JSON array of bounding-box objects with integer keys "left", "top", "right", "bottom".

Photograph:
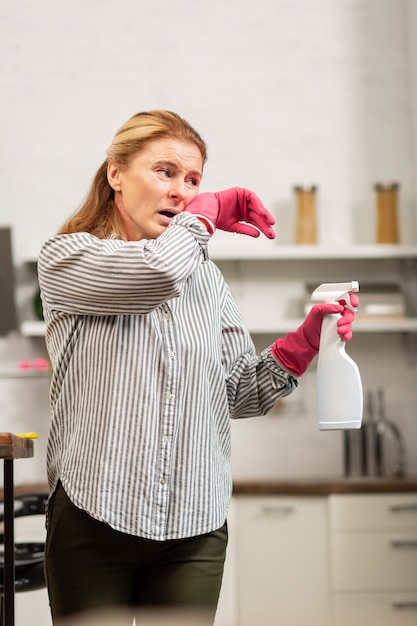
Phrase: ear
[{"left": 107, "top": 161, "right": 122, "bottom": 191}]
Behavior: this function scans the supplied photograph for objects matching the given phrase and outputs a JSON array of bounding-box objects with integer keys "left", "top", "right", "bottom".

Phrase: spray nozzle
[{"left": 311, "top": 281, "right": 359, "bottom": 311}]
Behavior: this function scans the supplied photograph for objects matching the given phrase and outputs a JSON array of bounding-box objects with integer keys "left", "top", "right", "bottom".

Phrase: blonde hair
[{"left": 58, "top": 110, "right": 207, "bottom": 238}]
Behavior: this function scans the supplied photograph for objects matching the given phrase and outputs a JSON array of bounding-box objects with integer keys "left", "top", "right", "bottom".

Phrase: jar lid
[
  {"left": 293, "top": 184, "right": 317, "bottom": 192},
  {"left": 374, "top": 182, "right": 399, "bottom": 190}
]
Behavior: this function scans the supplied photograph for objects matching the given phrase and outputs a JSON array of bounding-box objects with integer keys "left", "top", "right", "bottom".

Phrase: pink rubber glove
[
  {"left": 186, "top": 187, "right": 276, "bottom": 239},
  {"left": 272, "top": 293, "right": 359, "bottom": 377}
]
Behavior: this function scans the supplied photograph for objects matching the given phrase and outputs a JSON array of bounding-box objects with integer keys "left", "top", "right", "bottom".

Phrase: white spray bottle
[{"left": 311, "top": 281, "right": 363, "bottom": 431}]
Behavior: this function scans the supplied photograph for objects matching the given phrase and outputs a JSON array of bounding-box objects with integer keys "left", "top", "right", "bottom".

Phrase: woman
[{"left": 38, "top": 110, "right": 357, "bottom": 623}]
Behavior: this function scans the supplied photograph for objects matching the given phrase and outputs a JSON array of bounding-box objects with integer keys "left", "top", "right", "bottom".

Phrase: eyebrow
[{"left": 155, "top": 159, "right": 202, "bottom": 178}]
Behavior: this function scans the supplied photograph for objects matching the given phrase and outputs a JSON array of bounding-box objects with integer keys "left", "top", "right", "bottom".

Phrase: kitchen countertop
[
  {"left": 232, "top": 476, "right": 417, "bottom": 495},
  {"left": 2, "top": 478, "right": 417, "bottom": 500}
]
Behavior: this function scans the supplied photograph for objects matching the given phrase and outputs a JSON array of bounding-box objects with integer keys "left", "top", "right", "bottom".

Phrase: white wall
[
  {"left": 0, "top": 0, "right": 416, "bottom": 262},
  {"left": 406, "top": 0, "right": 417, "bottom": 198},
  {"left": 0, "top": 0, "right": 416, "bottom": 486}
]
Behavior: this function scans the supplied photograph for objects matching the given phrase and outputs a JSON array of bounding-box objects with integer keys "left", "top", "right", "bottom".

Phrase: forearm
[
  {"left": 38, "top": 213, "right": 209, "bottom": 316},
  {"left": 226, "top": 346, "right": 298, "bottom": 419}
]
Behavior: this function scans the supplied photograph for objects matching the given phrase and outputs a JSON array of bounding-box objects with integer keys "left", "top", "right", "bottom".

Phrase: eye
[
  {"left": 187, "top": 177, "right": 200, "bottom": 187},
  {"left": 157, "top": 168, "right": 170, "bottom": 177}
]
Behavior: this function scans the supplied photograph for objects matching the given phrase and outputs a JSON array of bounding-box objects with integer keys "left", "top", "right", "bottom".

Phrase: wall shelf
[
  {"left": 210, "top": 240, "right": 417, "bottom": 337},
  {"left": 19, "top": 244, "right": 417, "bottom": 337},
  {"left": 18, "top": 318, "right": 417, "bottom": 337},
  {"left": 208, "top": 239, "right": 417, "bottom": 261},
  {"left": 20, "top": 321, "right": 46, "bottom": 337},
  {"left": 251, "top": 317, "right": 417, "bottom": 335},
  {"left": 0, "top": 368, "right": 50, "bottom": 379},
  {"left": 25, "top": 244, "right": 417, "bottom": 264}
]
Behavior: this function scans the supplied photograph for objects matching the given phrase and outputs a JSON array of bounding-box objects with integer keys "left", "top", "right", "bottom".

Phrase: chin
[{"left": 153, "top": 225, "right": 169, "bottom": 239}]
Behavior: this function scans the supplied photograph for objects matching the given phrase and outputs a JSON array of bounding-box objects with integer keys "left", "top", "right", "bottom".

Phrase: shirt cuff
[{"left": 188, "top": 213, "right": 216, "bottom": 236}]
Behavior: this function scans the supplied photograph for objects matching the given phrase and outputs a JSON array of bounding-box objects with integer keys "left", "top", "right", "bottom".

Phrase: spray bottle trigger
[{"left": 336, "top": 291, "right": 357, "bottom": 313}]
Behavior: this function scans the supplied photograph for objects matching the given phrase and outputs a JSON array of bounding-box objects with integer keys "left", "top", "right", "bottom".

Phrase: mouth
[{"left": 158, "top": 210, "right": 177, "bottom": 219}]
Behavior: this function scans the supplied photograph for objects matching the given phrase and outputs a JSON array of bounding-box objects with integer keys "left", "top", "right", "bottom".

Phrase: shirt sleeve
[
  {"left": 220, "top": 278, "right": 298, "bottom": 419},
  {"left": 38, "top": 212, "right": 210, "bottom": 316}
]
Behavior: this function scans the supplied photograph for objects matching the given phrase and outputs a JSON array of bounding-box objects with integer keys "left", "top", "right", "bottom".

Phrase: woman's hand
[
  {"left": 271, "top": 293, "right": 359, "bottom": 377},
  {"left": 186, "top": 187, "right": 276, "bottom": 239}
]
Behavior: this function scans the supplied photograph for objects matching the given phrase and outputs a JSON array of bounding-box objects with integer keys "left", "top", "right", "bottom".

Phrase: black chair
[{"left": 0, "top": 492, "right": 48, "bottom": 622}]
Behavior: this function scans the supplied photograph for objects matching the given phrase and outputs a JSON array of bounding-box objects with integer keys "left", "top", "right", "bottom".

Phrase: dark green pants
[{"left": 44, "top": 482, "right": 227, "bottom": 623}]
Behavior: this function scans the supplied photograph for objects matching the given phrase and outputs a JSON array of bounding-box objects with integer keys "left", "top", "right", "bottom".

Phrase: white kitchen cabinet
[
  {"left": 234, "top": 495, "right": 331, "bottom": 626},
  {"left": 329, "top": 493, "right": 417, "bottom": 626}
]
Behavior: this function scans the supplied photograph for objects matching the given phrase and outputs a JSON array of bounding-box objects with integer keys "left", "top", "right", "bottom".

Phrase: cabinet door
[{"left": 236, "top": 496, "right": 330, "bottom": 626}]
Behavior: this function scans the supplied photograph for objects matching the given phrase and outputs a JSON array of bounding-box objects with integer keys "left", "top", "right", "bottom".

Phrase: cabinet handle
[
  {"left": 389, "top": 539, "right": 417, "bottom": 548},
  {"left": 391, "top": 600, "right": 417, "bottom": 610},
  {"left": 259, "top": 506, "right": 294, "bottom": 517},
  {"left": 388, "top": 502, "right": 417, "bottom": 512}
]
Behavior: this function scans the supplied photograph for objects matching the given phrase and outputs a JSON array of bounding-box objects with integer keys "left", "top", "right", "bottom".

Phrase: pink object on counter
[{"left": 18, "top": 358, "right": 50, "bottom": 371}]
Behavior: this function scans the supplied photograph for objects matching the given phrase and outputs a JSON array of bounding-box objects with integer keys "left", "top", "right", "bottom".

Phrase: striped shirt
[{"left": 38, "top": 211, "right": 297, "bottom": 541}]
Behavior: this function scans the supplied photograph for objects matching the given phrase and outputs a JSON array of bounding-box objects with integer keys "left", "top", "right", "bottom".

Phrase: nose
[{"left": 168, "top": 180, "right": 189, "bottom": 203}]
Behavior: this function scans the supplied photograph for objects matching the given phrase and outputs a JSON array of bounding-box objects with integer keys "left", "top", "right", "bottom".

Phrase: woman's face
[{"left": 107, "top": 137, "right": 203, "bottom": 240}]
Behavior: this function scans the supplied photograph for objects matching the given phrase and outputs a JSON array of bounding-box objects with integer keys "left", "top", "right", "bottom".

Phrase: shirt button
[
  {"left": 160, "top": 479, "right": 166, "bottom": 485},
  {"left": 167, "top": 393, "right": 175, "bottom": 401},
  {"left": 168, "top": 351, "right": 175, "bottom": 358}
]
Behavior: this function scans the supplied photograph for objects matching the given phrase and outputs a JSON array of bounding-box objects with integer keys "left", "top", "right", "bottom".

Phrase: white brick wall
[
  {"left": 0, "top": 0, "right": 416, "bottom": 482},
  {"left": 0, "top": 0, "right": 416, "bottom": 260}
]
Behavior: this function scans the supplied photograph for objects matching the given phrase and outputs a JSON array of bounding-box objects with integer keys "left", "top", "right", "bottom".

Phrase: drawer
[
  {"left": 332, "top": 590, "right": 417, "bottom": 626},
  {"left": 331, "top": 530, "right": 417, "bottom": 590},
  {"left": 329, "top": 494, "right": 417, "bottom": 530}
]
